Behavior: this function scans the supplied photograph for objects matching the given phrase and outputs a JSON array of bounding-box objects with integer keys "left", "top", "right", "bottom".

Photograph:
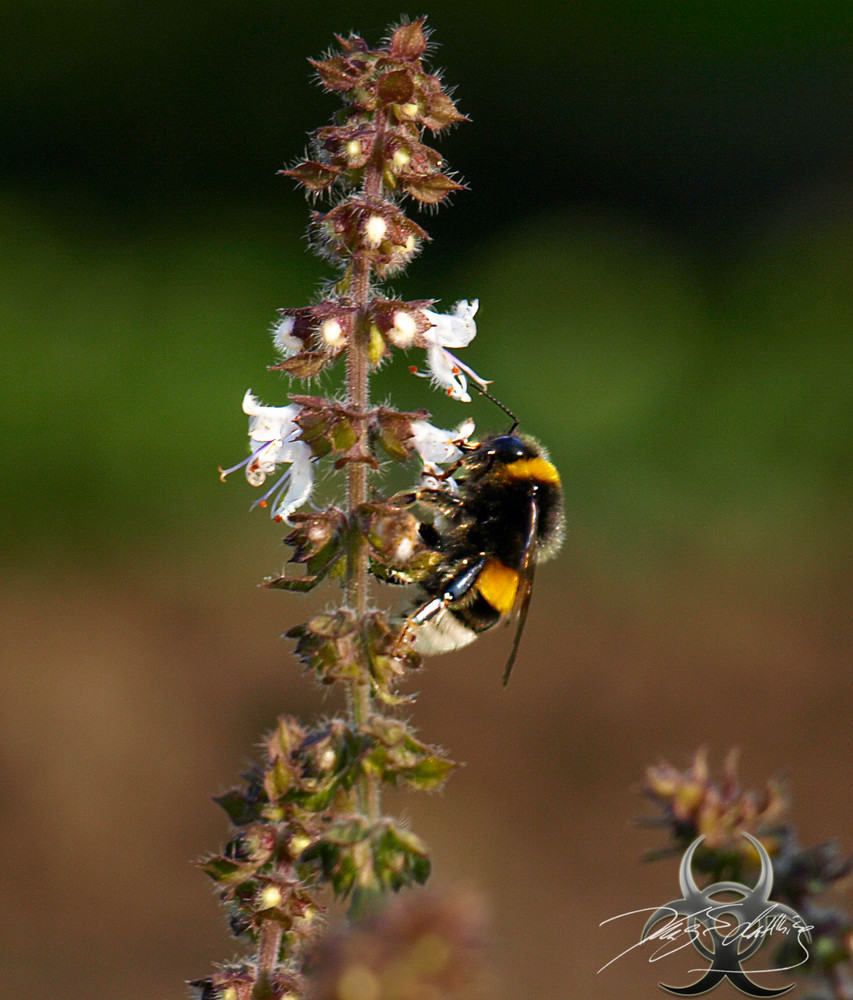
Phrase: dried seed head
[{"left": 641, "top": 748, "right": 789, "bottom": 857}]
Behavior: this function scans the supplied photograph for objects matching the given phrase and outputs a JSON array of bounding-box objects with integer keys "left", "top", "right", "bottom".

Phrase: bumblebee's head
[
  {"left": 466, "top": 433, "right": 561, "bottom": 489},
  {"left": 468, "top": 433, "right": 537, "bottom": 466},
  {"left": 488, "top": 434, "right": 535, "bottom": 464}
]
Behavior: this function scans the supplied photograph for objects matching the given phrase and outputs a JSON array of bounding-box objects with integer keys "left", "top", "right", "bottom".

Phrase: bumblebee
[{"left": 393, "top": 430, "right": 564, "bottom": 684}]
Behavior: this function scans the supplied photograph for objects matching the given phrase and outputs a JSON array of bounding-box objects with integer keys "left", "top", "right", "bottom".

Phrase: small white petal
[
  {"left": 243, "top": 390, "right": 300, "bottom": 444},
  {"left": 456, "top": 417, "right": 476, "bottom": 439},
  {"left": 272, "top": 441, "right": 314, "bottom": 521},
  {"left": 242, "top": 389, "right": 261, "bottom": 415},
  {"left": 454, "top": 298, "right": 479, "bottom": 319},
  {"left": 422, "top": 298, "right": 479, "bottom": 348},
  {"left": 426, "top": 345, "right": 471, "bottom": 402},
  {"left": 410, "top": 418, "right": 475, "bottom": 466}
]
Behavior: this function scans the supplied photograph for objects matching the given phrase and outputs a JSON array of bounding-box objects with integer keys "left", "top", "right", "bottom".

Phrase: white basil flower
[
  {"left": 219, "top": 391, "right": 314, "bottom": 521},
  {"left": 409, "top": 417, "right": 475, "bottom": 469},
  {"left": 413, "top": 299, "right": 490, "bottom": 402}
]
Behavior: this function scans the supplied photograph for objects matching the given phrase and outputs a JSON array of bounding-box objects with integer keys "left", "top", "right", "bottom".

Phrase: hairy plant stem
[
  {"left": 253, "top": 919, "right": 284, "bottom": 1000},
  {"left": 345, "top": 112, "right": 387, "bottom": 831},
  {"left": 251, "top": 858, "right": 294, "bottom": 998}
]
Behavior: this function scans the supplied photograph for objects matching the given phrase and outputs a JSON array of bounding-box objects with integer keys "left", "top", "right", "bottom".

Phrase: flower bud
[
  {"left": 260, "top": 884, "right": 282, "bottom": 910},
  {"left": 363, "top": 214, "right": 388, "bottom": 247},
  {"left": 387, "top": 310, "right": 417, "bottom": 347},
  {"left": 320, "top": 317, "right": 346, "bottom": 350}
]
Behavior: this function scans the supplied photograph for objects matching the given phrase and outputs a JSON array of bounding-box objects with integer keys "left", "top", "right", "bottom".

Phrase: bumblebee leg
[
  {"left": 393, "top": 557, "right": 486, "bottom": 654},
  {"left": 373, "top": 565, "right": 419, "bottom": 587},
  {"left": 390, "top": 488, "right": 467, "bottom": 509},
  {"left": 394, "top": 597, "right": 447, "bottom": 655},
  {"left": 410, "top": 596, "right": 448, "bottom": 626}
]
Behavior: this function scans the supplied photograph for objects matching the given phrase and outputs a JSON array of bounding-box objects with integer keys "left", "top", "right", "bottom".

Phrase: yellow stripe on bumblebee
[
  {"left": 502, "top": 457, "right": 561, "bottom": 486},
  {"left": 475, "top": 559, "right": 520, "bottom": 615}
]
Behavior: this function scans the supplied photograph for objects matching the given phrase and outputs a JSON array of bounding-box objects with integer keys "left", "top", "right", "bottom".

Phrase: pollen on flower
[
  {"left": 345, "top": 139, "right": 362, "bottom": 161},
  {"left": 409, "top": 365, "right": 418, "bottom": 373},
  {"left": 259, "top": 500, "right": 268, "bottom": 508},
  {"left": 400, "top": 102, "right": 420, "bottom": 118},
  {"left": 364, "top": 215, "right": 387, "bottom": 246},
  {"left": 387, "top": 309, "right": 417, "bottom": 348},
  {"left": 321, "top": 317, "right": 346, "bottom": 349}
]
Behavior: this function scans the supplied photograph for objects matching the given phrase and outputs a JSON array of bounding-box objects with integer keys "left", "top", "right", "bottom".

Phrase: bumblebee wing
[
  {"left": 502, "top": 496, "right": 539, "bottom": 686},
  {"left": 391, "top": 488, "right": 466, "bottom": 520},
  {"left": 502, "top": 568, "right": 535, "bottom": 685}
]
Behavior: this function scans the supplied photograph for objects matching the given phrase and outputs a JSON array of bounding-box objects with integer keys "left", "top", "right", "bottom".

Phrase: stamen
[
  {"left": 250, "top": 468, "right": 290, "bottom": 512},
  {"left": 218, "top": 442, "right": 269, "bottom": 481},
  {"left": 446, "top": 350, "right": 491, "bottom": 388}
]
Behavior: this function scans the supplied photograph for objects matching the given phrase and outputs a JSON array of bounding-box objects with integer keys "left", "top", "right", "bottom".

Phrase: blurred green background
[{"left": 2, "top": 3, "right": 851, "bottom": 999}]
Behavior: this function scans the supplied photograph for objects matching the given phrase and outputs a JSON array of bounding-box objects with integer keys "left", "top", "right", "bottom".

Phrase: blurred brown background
[{"left": 1, "top": 2, "right": 851, "bottom": 998}]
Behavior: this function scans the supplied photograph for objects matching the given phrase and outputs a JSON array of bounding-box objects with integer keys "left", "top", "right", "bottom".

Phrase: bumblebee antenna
[{"left": 475, "top": 385, "right": 519, "bottom": 433}]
